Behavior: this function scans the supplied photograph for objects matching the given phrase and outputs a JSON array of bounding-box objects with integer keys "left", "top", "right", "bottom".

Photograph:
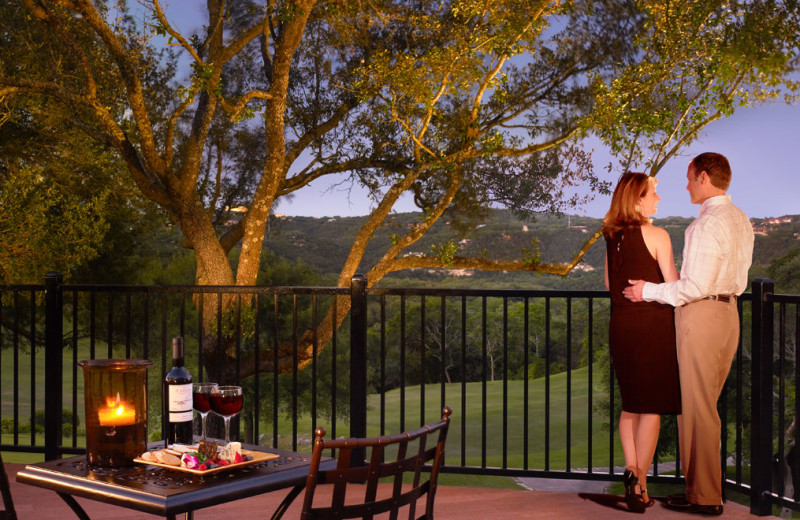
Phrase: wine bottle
[{"left": 164, "top": 336, "right": 193, "bottom": 445}]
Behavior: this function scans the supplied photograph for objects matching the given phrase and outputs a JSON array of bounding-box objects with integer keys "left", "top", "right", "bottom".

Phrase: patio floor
[{"left": 3, "top": 463, "right": 778, "bottom": 519}]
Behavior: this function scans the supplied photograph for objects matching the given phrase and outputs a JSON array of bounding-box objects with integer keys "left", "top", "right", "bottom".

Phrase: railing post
[
  {"left": 349, "top": 274, "right": 368, "bottom": 465},
  {"left": 44, "top": 272, "right": 64, "bottom": 461},
  {"left": 750, "top": 278, "right": 774, "bottom": 515}
]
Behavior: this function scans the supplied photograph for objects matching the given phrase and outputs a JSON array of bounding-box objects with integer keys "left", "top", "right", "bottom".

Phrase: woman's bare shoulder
[
  {"left": 641, "top": 223, "right": 670, "bottom": 241},
  {"left": 640, "top": 224, "right": 673, "bottom": 253}
]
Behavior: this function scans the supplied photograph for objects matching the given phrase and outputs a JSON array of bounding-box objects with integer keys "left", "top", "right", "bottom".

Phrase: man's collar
[{"left": 700, "top": 194, "right": 731, "bottom": 213}]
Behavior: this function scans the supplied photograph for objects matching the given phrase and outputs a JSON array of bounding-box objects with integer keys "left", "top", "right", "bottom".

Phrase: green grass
[
  {"left": 265, "top": 365, "right": 626, "bottom": 476},
  {"left": 364, "top": 366, "right": 621, "bottom": 470}
]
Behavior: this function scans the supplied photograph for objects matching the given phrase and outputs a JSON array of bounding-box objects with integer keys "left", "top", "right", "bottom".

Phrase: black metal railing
[{"left": 1, "top": 274, "right": 797, "bottom": 516}]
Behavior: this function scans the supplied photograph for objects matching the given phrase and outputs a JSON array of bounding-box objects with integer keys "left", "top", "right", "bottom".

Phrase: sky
[{"left": 278, "top": 101, "right": 800, "bottom": 220}]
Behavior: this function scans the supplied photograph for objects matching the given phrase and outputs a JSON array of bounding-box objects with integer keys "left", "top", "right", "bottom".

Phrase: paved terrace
[{"left": 4, "top": 463, "right": 776, "bottom": 519}]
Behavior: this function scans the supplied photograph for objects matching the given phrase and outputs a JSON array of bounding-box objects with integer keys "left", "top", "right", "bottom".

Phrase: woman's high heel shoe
[
  {"left": 623, "top": 469, "right": 646, "bottom": 513},
  {"left": 640, "top": 487, "right": 655, "bottom": 508}
]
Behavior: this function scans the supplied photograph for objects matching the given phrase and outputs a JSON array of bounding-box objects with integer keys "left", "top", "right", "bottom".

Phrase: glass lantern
[{"left": 78, "top": 359, "right": 152, "bottom": 467}]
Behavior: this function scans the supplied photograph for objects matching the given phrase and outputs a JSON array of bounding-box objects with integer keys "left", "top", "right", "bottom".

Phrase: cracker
[
  {"left": 140, "top": 451, "right": 157, "bottom": 462},
  {"left": 154, "top": 450, "right": 181, "bottom": 466}
]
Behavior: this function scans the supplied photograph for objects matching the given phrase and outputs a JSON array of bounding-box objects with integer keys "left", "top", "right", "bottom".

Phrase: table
[{"left": 16, "top": 443, "right": 334, "bottom": 520}]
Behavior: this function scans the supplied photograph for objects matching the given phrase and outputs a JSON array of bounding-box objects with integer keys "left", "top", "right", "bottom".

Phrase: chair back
[
  {"left": 301, "top": 406, "right": 452, "bottom": 520},
  {"left": 0, "top": 451, "right": 17, "bottom": 520}
]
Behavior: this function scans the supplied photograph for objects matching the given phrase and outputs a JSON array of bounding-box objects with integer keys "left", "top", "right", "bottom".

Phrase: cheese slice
[{"left": 219, "top": 442, "right": 242, "bottom": 462}]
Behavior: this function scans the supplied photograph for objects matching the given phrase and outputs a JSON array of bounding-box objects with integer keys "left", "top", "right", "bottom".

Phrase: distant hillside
[{"left": 262, "top": 210, "right": 800, "bottom": 290}]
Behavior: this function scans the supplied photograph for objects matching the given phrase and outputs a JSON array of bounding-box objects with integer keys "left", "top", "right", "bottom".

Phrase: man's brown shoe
[{"left": 664, "top": 494, "right": 723, "bottom": 515}]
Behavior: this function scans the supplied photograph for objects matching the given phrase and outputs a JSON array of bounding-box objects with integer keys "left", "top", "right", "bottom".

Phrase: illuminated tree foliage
[
  {"left": 1, "top": 0, "right": 797, "bottom": 378},
  {"left": 0, "top": 1, "right": 175, "bottom": 283},
  {"left": 0, "top": 168, "right": 109, "bottom": 284},
  {"left": 591, "top": 0, "right": 800, "bottom": 173}
]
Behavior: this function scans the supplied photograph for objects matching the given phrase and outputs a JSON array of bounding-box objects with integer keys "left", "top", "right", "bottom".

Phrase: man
[{"left": 623, "top": 152, "right": 754, "bottom": 515}]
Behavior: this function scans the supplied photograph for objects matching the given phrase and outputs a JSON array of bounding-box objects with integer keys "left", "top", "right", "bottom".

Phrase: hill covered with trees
[{"left": 262, "top": 210, "right": 800, "bottom": 293}]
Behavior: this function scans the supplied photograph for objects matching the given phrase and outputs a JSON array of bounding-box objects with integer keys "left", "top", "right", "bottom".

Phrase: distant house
[
  {"left": 446, "top": 269, "right": 474, "bottom": 277},
  {"left": 458, "top": 239, "right": 471, "bottom": 248},
  {"left": 426, "top": 269, "right": 474, "bottom": 277},
  {"left": 765, "top": 217, "right": 793, "bottom": 225},
  {"left": 753, "top": 226, "right": 769, "bottom": 236}
]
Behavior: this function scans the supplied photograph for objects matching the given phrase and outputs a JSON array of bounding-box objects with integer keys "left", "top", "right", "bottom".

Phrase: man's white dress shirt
[{"left": 642, "top": 195, "right": 754, "bottom": 307}]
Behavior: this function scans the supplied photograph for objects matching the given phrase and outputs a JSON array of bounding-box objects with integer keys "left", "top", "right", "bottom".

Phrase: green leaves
[
  {"left": 431, "top": 240, "right": 458, "bottom": 267},
  {"left": 277, "top": 1, "right": 301, "bottom": 23},
  {"left": 521, "top": 238, "right": 541, "bottom": 267},
  {"left": 0, "top": 167, "right": 110, "bottom": 284}
]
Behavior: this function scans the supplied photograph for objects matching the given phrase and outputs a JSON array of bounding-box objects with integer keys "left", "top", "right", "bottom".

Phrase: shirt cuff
[{"left": 641, "top": 282, "right": 658, "bottom": 302}]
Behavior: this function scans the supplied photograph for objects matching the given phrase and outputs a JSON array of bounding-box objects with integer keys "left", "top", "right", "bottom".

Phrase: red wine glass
[
  {"left": 192, "top": 382, "right": 218, "bottom": 442},
  {"left": 210, "top": 385, "right": 243, "bottom": 444}
]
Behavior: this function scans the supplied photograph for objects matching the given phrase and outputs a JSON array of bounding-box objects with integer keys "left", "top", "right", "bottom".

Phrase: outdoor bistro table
[{"left": 15, "top": 442, "right": 334, "bottom": 520}]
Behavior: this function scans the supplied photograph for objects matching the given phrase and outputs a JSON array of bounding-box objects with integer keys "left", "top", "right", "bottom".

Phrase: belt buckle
[{"left": 701, "top": 294, "right": 732, "bottom": 303}]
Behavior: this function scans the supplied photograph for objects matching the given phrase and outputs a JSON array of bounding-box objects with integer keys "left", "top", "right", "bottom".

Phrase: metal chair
[
  {"left": 300, "top": 406, "right": 452, "bottom": 520},
  {"left": 0, "top": 451, "right": 17, "bottom": 520}
]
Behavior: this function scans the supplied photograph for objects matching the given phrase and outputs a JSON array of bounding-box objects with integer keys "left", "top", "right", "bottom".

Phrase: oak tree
[{"left": 2, "top": 0, "right": 796, "bottom": 381}]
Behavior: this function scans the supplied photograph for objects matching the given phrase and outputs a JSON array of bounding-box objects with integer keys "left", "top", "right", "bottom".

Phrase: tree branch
[
  {"left": 151, "top": 0, "right": 204, "bottom": 63},
  {"left": 218, "top": 90, "right": 273, "bottom": 119},
  {"left": 382, "top": 227, "right": 604, "bottom": 277},
  {"left": 60, "top": 0, "right": 166, "bottom": 173}
]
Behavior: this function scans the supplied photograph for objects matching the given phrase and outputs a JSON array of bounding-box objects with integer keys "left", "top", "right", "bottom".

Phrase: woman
[{"left": 602, "top": 172, "right": 681, "bottom": 513}]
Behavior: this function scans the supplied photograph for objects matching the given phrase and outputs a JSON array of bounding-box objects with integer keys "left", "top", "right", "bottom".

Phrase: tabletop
[{"left": 16, "top": 443, "right": 334, "bottom": 520}]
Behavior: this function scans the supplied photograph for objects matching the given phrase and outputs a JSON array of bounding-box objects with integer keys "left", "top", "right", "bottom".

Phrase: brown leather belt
[{"left": 702, "top": 294, "right": 735, "bottom": 303}]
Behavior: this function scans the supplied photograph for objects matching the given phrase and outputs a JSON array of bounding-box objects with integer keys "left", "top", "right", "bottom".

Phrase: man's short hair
[{"left": 691, "top": 152, "right": 731, "bottom": 191}]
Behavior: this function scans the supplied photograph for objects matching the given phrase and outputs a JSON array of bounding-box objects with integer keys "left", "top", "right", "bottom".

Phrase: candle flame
[
  {"left": 98, "top": 392, "right": 136, "bottom": 426},
  {"left": 105, "top": 392, "right": 121, "bottom": 407},
  {"left": 104, "top": 392, "right": 127, "bottom": 414}
]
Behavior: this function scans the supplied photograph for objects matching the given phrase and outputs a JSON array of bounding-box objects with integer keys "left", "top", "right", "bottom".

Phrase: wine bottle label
[{"left": 168, "top": 383, "right": 193, "bottom": 422}]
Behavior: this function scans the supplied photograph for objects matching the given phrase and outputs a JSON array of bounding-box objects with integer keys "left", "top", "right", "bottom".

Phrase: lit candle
[{"left": 97, "top": 392, "right": 137, "bottom": 426}]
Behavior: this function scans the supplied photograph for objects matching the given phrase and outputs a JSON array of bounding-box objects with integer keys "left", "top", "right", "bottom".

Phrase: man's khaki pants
[{"left": 675, "top": 298, "right": 739, "bottom": 506}]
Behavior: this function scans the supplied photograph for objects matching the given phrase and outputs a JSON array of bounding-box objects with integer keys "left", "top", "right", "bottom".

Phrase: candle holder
[{"left": 79, "top": 359, "right": 153, "bottom": 467}]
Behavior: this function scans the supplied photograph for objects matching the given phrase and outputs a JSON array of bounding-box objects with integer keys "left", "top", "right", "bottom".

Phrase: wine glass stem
[
  {"left": 224, "top": 416, "right": 231, "bottom": 444},
  {"left": 200, "top": 412, "right": 208, "bottom": 441}
]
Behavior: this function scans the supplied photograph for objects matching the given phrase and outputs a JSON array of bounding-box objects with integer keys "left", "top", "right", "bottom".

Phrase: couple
[{"left": 602, "top": 152, "right": 754, "bottom": 515}]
